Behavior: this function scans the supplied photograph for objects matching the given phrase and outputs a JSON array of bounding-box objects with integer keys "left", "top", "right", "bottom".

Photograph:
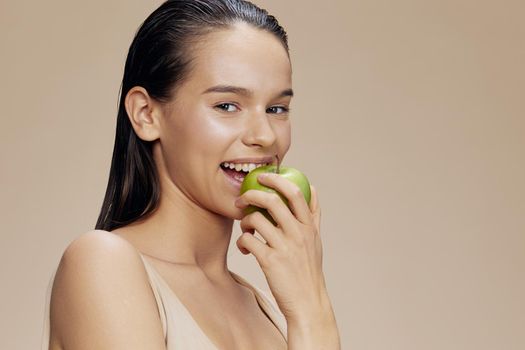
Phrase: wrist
[
  {"left": 286, "top": 289, "right": 335, "bottom": 326},
  {"left": 287, "top": 306, "right": 338, "bottom": 335},
  {"left": 287, "top": 310, "right": 341, "bottom": 350}
]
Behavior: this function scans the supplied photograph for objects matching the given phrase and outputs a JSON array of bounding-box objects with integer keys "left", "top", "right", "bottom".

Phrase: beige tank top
[{"left": 41, "top": 253, "right": 288, "bottom": 349}]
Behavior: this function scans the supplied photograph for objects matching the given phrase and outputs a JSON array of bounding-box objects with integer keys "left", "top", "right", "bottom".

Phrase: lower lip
[{"left": 221, "top": 167, "right": 246, "bottom": 191}]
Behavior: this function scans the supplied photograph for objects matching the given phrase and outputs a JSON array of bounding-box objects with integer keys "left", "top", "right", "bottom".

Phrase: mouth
[{"left": 220, "top": 161, "right": 272, "bottom": 186}]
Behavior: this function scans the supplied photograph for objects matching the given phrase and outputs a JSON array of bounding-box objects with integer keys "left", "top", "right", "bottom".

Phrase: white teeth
[{"left": 222, "top": 162, "right": 269, "bottom": 172}]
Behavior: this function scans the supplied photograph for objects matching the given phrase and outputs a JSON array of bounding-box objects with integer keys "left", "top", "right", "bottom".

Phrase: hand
[{"left": 235, "top": 172, "right": 327, "bottom": 322}]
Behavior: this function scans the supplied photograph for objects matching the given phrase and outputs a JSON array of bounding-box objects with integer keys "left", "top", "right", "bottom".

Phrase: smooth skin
[{"left": 49, "top": 22, "right": 340, "bottom": 350}]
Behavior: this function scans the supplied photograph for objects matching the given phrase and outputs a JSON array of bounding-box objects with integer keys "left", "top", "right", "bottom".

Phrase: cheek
[
  {"left": 276, "top": 120, "right": 292, "bottom": 154},
  {"left": 191, "top": 117, "right": 240, "bottom": 156},
  {"left": 164, "top": 109, "right": 238, "bottom": 153}
]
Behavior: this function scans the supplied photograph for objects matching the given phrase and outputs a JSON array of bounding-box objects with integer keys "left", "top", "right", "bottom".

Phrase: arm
[
  {"left": 50, "top": 230, "right": 166, "bottom": 350},
  {"left": 286, "top": 292, "right": 341, "bottom": 350}
]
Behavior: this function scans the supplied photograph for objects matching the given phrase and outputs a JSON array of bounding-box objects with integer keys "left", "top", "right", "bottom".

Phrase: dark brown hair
[{"left": 95, "top": 0, "right": 289, "bottom": 231}]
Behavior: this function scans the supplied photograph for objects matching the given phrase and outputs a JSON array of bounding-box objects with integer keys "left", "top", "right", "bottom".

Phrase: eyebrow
[{"left": 202, "top": 85, "right": 294, "bottom": 98}]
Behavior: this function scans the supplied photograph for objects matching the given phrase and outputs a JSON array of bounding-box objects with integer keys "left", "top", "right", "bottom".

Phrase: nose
[{"left": 241, "top": 110, "right": 277, "bottom": 148}]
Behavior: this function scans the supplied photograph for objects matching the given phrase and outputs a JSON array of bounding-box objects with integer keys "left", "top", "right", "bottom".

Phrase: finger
[
  {"left": 309, "top": 185, "right": 321, "bottom": 234},
  {"left": 256, "top": 173, "right": 313, "bottom": 225},
  {"left": 236, "top": 232, "right": 270, "bottom": 263},
  {"left": 240, "top": 211, "right": 283, "bottom": 248},
  {"left": 236, "top": 189, "right": 295, "bottom": 233}
]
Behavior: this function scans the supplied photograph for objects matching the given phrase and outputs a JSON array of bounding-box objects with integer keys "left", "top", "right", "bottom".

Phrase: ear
[{"left": 124, "top": 86, "right": 161, "bottom": 142}]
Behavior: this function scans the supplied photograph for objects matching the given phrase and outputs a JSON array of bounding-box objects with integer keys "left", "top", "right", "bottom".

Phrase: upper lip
[{"left": 222, "top": 156, "right": 277, "bottom": 165}]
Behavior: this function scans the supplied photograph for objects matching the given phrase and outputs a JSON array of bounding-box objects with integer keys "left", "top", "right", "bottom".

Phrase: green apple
[{"left": 240, "top": 165, "right": 311, "bottom": 225}]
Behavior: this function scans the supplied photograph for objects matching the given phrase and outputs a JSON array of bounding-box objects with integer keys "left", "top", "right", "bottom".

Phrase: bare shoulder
[
  {"left": 60, "top": 229, "right": 140, "bottom": 267},
  {"left": 49, "top": 230, "right": 166, "bottom": 350}
]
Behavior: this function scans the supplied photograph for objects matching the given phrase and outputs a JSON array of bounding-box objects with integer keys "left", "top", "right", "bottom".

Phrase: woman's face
[{"left": 156, "top": 22, "right": 292, "bottom": 220}]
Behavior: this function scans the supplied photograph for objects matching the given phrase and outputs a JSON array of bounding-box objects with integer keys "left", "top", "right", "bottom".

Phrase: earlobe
[{"left": 124, "top": 86, "right": 161, "bottom": 142}]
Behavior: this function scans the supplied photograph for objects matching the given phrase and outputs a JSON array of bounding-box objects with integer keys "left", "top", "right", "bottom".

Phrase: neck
[{"left": 115, "top": 177, "right": 235, "bottom": 280}]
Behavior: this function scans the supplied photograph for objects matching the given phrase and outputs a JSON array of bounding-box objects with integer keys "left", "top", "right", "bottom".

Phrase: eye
[
  {"left": 266, "top": 106, "right": 290, "bottom": 114},
  {"left": 214, "top": 103, "right": 239, "bottom": 112}
]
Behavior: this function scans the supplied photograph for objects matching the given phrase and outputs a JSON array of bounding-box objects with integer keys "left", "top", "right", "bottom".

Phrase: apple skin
[{"left": 240, "top": 165, "right": 311, "bottom": 225}]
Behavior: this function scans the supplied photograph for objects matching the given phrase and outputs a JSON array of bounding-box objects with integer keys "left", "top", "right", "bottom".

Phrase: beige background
[{"left": 1, "top": 0, "right": 524, "bottom": 349}]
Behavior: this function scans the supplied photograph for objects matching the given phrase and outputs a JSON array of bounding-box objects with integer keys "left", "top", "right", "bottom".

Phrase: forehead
[{"left": 183, "top": 22, "right": 292, "bottom": 94}]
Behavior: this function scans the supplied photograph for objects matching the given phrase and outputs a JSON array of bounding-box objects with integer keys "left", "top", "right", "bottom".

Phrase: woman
[{"left": 42, "top": 0, "right": 340, "bottom": 349}]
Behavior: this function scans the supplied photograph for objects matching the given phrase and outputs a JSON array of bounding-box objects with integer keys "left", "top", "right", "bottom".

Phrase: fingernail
[{"left": 258, "top": 173, "right": 268, "bottom": 180}]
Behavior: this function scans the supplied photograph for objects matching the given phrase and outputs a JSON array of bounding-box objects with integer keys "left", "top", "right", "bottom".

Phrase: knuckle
[
  {"left": 240, "top": 218, "right": 255, "bottom": 233},
  {"left": 292, "top": 187, "right": 303, "bottom": 199},
  {"left": 264, "top": 250, "right": 280, "bottom": 265},
  {"left": 236, "top": 234, "right": 245, "bottom": 245},
  {"left": 239, "top": 218, "right": 249, "bottom": 230},
  {"left": 251, "top": 211, "right": 265, "bottom": 222},
  {"left": 270, "top": 193, "right": 282, "bottom": 205},
  {"left": 258, "top": 251, "right": 271, "bottom": 268},
  {"left": 243, "top": 213, "right": 254, "bottom": 223}
]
